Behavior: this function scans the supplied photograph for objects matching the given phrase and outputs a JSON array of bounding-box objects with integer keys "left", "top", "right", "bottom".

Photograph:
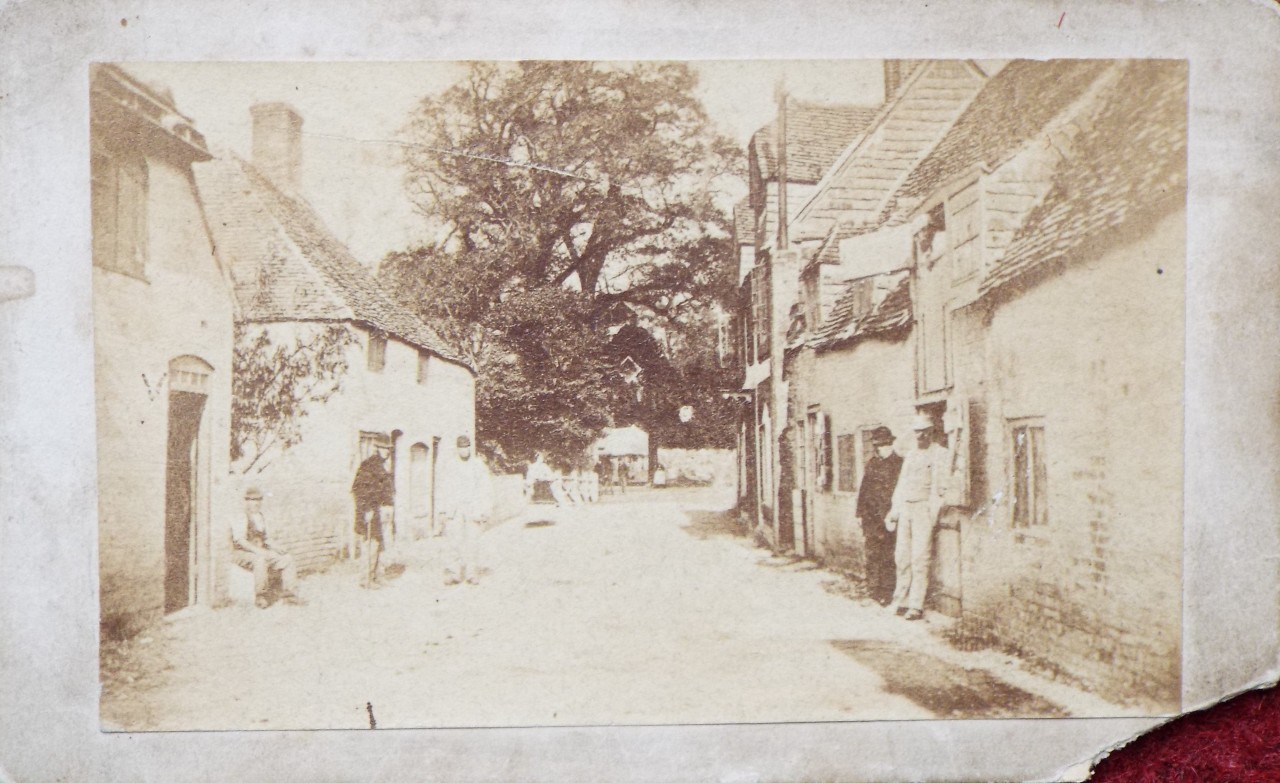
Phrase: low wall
[
  {"left": 490, "top": 474, "right": 528, "bottom": 523},
  {"left": 656, "top": 448, "right": 735, "bottom": 487}
]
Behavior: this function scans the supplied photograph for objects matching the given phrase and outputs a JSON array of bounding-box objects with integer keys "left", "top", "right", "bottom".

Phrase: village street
[{"left": 101, "top": 487, "right": 1125, "bottom": 731}]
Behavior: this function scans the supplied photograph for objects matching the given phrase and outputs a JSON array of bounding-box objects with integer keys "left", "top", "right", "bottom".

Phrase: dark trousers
[{"left": 861, "top": 516, "right": 897, "bottom": 604}]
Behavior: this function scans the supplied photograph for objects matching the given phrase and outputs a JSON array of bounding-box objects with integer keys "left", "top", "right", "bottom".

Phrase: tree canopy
[{"left": 381, "top": 61, "right": 742, "bottom": 468}]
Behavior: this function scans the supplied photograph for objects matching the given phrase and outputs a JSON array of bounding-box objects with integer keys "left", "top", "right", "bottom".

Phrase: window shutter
[{"left": 819, "top": 412, "right": 833, "bottom": 493}]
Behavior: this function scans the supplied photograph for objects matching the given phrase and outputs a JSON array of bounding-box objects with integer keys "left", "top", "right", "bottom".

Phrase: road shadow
[
  {"left": 680, "top": 509, "right": 747, "bottom": 541},
  {"left": 829, "top": 639, "right": 1069, "bottom": 719}
]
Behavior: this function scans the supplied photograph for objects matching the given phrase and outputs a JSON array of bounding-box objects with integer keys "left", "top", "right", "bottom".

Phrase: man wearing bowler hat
[
  {"left": 439, "top": 435, "right": 492, "bottom": 585},
  {"left": 885, "top": 412, "right": 950, "bottom": 621},
  {"left": 231, "top": 486, "right": 300, "bottom": 607},
  {"left": 856, "top": 426, "right": 903, "bottom": 606}
]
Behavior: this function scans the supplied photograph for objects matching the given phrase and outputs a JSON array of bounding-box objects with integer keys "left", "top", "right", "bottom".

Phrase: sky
[{"left": 126, "top": 61, "right": 885, "bottom": 266}]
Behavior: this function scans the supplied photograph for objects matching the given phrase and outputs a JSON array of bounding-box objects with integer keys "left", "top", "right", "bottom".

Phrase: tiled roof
[
  {"left": 751, "top": 101, "right": 881, "bottom": 183},
  {"left": 195, "top": 156, "right": 466, "bottom": 366},
  {"left": 896, "top": 60, "right": 1114, "bottom": 204},
  {"left": 811, "top": 270, "right": 912, "bottom": 351},
  {"left": 792, "top": 60, "right": 989, "bottom": 241},
  {"left": 733, "top": 198, "right": 753, "bottom": 244},
  {"left": 981, "top": 60, "right": 1188, "bottom": 296}
]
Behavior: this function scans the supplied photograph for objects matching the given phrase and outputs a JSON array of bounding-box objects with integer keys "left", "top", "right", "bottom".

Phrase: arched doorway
[{"left": 164, "top": 355, "right": 212, "bottom": 614}]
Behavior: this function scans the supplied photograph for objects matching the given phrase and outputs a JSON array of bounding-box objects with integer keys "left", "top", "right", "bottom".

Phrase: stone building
[
  {"left": 92, "top": 65, "right": 238, "bottom": 635},
  {"left": 737, "top": 61, "right": 994, "bottom": 553},
  {"left": 736, "top": 100, "right": 881, "bottom": 548},
  {"left": 779, "top": 59, "right": 1187, "bottom": 707},
  {"left": 195, "top": 103, "right": 477, "bottom": 571}
]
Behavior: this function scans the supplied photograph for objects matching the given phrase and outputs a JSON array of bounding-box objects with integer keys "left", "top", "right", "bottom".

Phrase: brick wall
[{"left": 953, "top": 209, "right": 1184, "bottom": 708}]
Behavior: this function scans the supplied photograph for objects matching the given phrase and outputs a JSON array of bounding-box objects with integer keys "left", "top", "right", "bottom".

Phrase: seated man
[{"left": 231, "top": 486, "right": 300, "bottom": 607}]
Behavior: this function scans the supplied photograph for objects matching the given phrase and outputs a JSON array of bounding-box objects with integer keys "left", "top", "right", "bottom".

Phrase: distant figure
[
  {"left": 886, "top": 414, "right": 950, "bottom": 621},
  {"left": 440, "top": 435, "right": 492, "bottom": 585},
  {"left": 525, "top": 453, "right": 555, "bottom": 503},
  {"left": 653, "top": 463, "right": 668, "bottom": 488},
  {"left": 856, "top": 426, "right": 903, "bottom": 606},
  {"left": 594, "top": 459, "right": 611, "bottom": 496},
  {"left": 584, "top": 466, "right": 600, "bottom": 503},
  {"left": 231, "top": 486, "right": 300, "bottom": 608},
  {"left": 351, "top": 443, "right": 393, "bottom": 588}
]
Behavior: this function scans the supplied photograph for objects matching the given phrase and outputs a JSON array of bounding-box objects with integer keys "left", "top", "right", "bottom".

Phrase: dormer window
[{"left": 367, "top": 330, "right": 387, "bottom": 372}]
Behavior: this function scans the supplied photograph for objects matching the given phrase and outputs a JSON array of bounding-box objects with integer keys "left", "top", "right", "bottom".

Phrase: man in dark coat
[
  {"left": 856, "top": 426, "right": 903, "bottom": 606},
  {"left": 351, "top": 443, "right": 394, "bottom": 587}
]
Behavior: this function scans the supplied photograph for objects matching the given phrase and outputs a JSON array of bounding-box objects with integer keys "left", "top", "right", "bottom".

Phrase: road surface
[{"left": 101, "top": 487, "right": 1119, "bottom": 731}]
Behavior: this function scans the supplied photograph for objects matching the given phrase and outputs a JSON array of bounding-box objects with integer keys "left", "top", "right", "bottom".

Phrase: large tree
[{"left": 381, "top": 61, "right": 742, "bottom": 467}]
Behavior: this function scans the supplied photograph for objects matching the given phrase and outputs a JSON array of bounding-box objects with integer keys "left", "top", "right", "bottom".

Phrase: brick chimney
[{"left": 250, "top": 102, "right": 303, "bottom": 192}]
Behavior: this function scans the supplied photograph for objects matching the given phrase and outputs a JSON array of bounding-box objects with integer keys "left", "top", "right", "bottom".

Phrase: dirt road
[{"left": 101, "top": 487, "right": 1117, "bottom": 731}]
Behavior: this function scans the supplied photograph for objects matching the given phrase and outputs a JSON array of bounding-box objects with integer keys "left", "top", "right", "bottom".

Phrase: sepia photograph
[{"left": 91, "top": 58, "right": 1187, "bottom": 732}]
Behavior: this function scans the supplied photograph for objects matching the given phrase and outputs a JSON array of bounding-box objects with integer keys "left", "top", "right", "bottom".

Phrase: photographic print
[{"left": 92, "top": 58, "right": 1186, "bottom": 731}]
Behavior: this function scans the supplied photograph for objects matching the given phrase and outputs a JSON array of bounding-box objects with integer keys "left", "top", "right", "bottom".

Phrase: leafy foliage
[
  {"left": 231, "top": 323, "right": 358, "bottom": 474},
  {"left": 382, "top": 61, "right": 743, "bottom": 465}
]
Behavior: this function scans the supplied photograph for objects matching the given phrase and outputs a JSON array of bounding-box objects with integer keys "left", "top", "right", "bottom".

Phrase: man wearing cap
[
  {"left": 856, "top": 426, "right": 903, "bottom": 606},
  {"left": 885, "top": 413, "right": 951, "bottom": 621},
  {"left": 231, "top": 487, "right": 300, "bottom": 607},
  {"left": 351, "top": 443, "right": 394, "bottom": 587},
  {"left": 439, "top": 435, "right": 492, "bottom": 585}
]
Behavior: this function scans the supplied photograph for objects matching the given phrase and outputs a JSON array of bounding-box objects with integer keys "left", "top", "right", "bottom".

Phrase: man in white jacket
[
  {"left": 885, "top": 413, "right": 950, "bottom": 621},
  {"left": 439, "top": 435, "right": 492, "bottom": 585}
]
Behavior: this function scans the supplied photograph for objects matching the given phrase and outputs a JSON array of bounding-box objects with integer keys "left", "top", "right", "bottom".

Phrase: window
[
  {"left": 367, "top": 331, "right": 387, "bottom": 372},
  {"left": 91, "top": 147, "right": 148, "bottom": 277},
  {"left": 806, "top": 411, "right": 832, "bottom": 493},
  {"left": 837, "top": 434, "right": 857, "bottom": 493},
  {"left": 948, "top": 182, "right": 983, "bottom": 280},
  {"left": 837, "top": 426, "right": 887, "bottom": 494},
  {"left": 417, "top": 350, "right": 430, "bottom": 385},
  {"left": 1011, "top": 422, "right": 1048, "bottom": 527},
  {"left": 750, "top": 263, "right": 771, "bottom": 362}
]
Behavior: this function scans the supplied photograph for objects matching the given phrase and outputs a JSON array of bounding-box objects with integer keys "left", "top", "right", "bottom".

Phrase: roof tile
[
  {"left": 195, "top": 156, "right": 467, "bottom": 367},
  {"left": 981, "top": 60, "right": 1188, "bottom": 295},
  {"left": 751, "top": 101, "right": 881, "bottom": 183}
]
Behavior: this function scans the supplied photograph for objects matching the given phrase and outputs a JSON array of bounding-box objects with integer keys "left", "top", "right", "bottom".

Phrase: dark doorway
[{"left": 164, "top": 390, "right": 206, "bottom": 614}]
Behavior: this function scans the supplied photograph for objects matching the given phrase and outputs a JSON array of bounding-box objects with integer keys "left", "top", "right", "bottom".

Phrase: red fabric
[{"left": 1091, "top": 685, "right": 1280, "bottom": 782}]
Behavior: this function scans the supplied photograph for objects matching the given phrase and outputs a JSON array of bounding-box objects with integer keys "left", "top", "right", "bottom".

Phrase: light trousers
[
  {"left": 233, "top": 547, "right": 297, "bottom": 596},
  {"left": 444, "top": 514, "right": 482, "bottom": 582},
  {"left": 891, "top": 501, "right": 937, "bottom": 612}
]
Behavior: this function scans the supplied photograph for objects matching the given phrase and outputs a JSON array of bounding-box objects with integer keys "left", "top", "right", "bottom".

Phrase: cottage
[
  {"left": 939, "top": 60, "right": 1187, "bottom": 707},
  {"left": 738, "top": 61, "right": 994, "bottom": 553},
  {"left": 195, "top": 103, "right": 477, "bottom": 574},
  {"left": 787, "top": 59, "right": 1186, "bottom": 707},
  {"left": 737, "top": 99, "right": 882, "bottom": 547},
  {"left": 92, "top": 65, "right": 238, "bottom": 635}
]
